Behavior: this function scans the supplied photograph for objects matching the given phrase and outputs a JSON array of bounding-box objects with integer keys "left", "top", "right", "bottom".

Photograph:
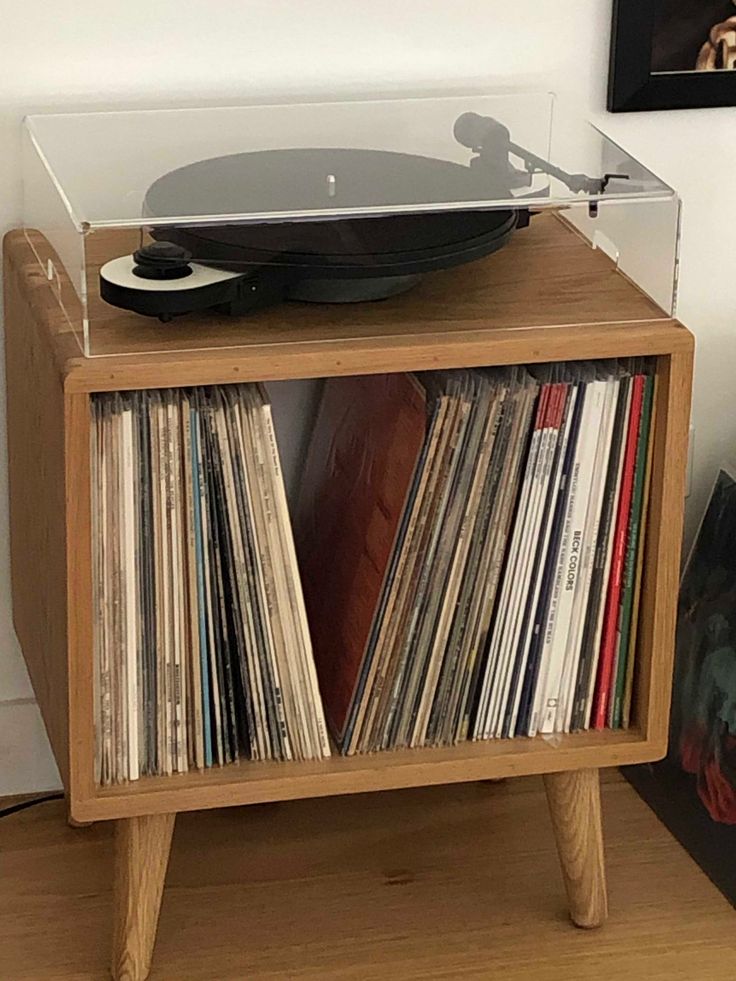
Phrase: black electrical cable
[{"left": 0, "top": 792, "right": 64, "bottom": 819}]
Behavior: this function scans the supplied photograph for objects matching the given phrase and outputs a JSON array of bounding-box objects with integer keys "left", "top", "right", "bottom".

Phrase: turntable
[
  {"left": 21, "top": 93, "right": 680, "bottom": 356},
  {"left": 99, "top": 113, "right": 620, "bottom": 321}
]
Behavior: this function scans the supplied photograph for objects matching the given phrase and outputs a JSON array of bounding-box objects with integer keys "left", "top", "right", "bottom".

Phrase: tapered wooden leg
[
  {"left": 543, "top": 768, "right": 608, "bottom": 929},
  {"left": 112, "top": 813, "right": 176, "bottom": 981}
]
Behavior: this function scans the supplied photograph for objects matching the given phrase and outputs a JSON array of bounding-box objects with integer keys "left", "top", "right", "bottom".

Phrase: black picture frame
[{"left": 608, "top": 1, "right": 736, "bottom": 112}]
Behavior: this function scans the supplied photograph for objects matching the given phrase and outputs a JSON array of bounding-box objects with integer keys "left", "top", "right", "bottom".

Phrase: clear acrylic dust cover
[{"left": 20, "top": 91, "right": 680, "bottom": 358}]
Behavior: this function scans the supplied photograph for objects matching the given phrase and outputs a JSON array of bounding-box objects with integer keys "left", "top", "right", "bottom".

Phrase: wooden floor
[{"left": 1, "top": 771, "right": 733, "bottom": 980}]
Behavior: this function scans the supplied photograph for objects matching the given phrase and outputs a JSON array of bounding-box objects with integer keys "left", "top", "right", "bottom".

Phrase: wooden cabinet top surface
[{"left": 5, "top": 214, "right": 691, "bottom": 393}]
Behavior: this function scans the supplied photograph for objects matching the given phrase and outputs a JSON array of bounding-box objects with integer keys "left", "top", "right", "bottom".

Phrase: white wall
[{"left": 0, "top": 1, "right": 733, "bottom": 794}]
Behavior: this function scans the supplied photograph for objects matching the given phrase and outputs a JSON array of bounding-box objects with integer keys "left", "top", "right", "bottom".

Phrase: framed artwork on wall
[{"left": 609, "top": 1, "right": 736, "bottom": 111}]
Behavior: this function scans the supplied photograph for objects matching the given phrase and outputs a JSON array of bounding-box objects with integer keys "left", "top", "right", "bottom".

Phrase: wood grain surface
[
  {"left": 632, "top": 349, "right": 694, "bottom": 748},
  {"left": 5, "top": 216, "right": 690, "bottom": 394},
  {"left": 4, "top": 218, "right": 695, "bottom": 824},
  {"left": 65, "top": 392, "right": 96, "bottom": 813},
  {"left": 112, "top": 813, "right": 175, "bottom": 981},
  {"left": 1, "top": 774, "right": 733, "bottom": 980},
  {"left": 4, "top": 235, "right": 71, "bottom": 789},
  {"left": 84, "top": 728, "right": 653, "bottom": 822},
  {"left": 544, "top": 769, "right": 608, "bottom": 929}
]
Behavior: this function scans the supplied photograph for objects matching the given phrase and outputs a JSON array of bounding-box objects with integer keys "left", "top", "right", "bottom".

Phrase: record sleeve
[
  {"left": 611, "top": 372, "right": 656, "bottom": 728},
  {"left": 297, "top": 373, "right": 427, "bottom": 746},
  {"left": 592, "top": 374, "right": 646, "bottom": 729}
]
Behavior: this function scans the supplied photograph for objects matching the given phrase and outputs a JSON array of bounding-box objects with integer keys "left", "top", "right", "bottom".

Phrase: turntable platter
[
  {"left": 144, "top": 147, "right": 510, "bottom": 217},
  {"left": 103, "top": 123, "right": 547, "bottom": 320},
  {"left": 144, "top": 148, "right": 519, "bottom": 280}
]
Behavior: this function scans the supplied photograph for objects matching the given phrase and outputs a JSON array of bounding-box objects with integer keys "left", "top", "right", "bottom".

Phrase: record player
[
  {"left": 21, "top": 93, "right": 680, "bottom": 356},
  {"left": 98, "top": 113, "right": 624, "bottom": 322}
]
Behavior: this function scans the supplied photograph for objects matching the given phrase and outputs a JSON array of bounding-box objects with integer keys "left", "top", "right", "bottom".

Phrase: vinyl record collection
[
  {"left": 298, "top": 362, "right": 656, "bottom": 754},
  {"left": 92, "top": 384, "right": 329, "bottom": 785},
  {"left": 93, "top": 361, "right": 656, "bottom": 781}
]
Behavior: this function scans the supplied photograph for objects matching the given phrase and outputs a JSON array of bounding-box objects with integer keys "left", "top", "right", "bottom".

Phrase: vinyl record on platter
[
  {"left": 143, "top": 147, "right": 520, "bottom": 283},
  {"left": 143, "top": 147, "right": 516, "bottom": 220}
]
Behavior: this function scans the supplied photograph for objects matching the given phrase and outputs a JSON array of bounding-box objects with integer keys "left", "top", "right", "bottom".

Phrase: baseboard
[{"left": 0, "top": 700, "right": 62, "bottom": 796}]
